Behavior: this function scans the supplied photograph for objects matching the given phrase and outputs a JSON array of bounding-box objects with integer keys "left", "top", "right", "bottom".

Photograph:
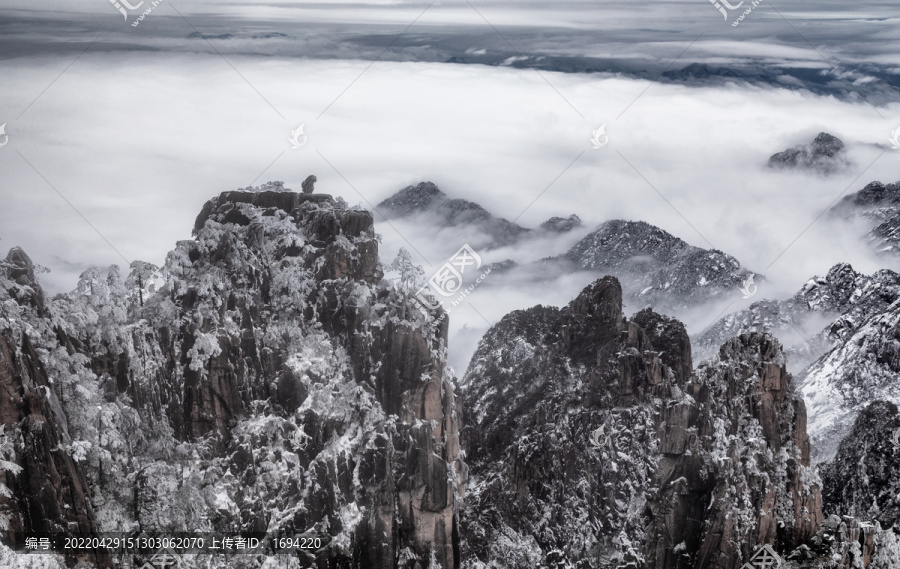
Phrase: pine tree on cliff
[
  {"left": 390, "top": 247, "right": 425, "bottom": 321},
  {"left": 126, "top": 260, "right": 159, "bottom": 312}
]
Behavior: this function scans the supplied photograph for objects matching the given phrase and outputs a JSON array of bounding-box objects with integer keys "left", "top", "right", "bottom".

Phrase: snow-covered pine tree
[{"left": 389, "top": 247, "right": 425, "bottom": 321}]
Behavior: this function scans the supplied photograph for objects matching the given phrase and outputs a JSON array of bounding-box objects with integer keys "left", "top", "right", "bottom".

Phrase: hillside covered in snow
[
  {"left": 0, "top": 183, "right": 464, "bottom": 568},
  {"left": 0, "top": 182, "right": 898, "bottom": 568}
]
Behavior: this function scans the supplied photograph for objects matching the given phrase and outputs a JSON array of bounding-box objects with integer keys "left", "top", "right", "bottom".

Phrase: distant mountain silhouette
[{"left": 377, "top": 181, "right": 581, "bottom": 247}]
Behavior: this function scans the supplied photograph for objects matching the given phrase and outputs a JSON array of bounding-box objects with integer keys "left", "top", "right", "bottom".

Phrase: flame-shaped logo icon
[
  {"left": 289, "top": 124, "right": 307, "bottom": 149},
  {"left": 740, "top": 273, "right": 757, "bottom": 299},
  {"left": 108, "top": 0, "right": 144, "bottom": 20},
  {"left": 589, "top": 424, "right": 608, "bottom": 449},
  {"left": 0, "top": 123, "right": 7, "bottom": 149},
  {"left": 891, "top": 427, "right": 900, "bottom": 449},
  {"left": 590, "top": 124, "right": 608, "bottom": 149},
  {"left": 708, "top": 0, "right": 744, "bottom": 20},
  {"left": 889, "top": 126, "right": 900, "bottom": 150}
]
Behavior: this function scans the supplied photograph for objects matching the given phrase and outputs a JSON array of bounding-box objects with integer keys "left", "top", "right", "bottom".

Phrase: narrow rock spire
[{"left": 302, "top": 174, "right": 317, "bottom": 194}]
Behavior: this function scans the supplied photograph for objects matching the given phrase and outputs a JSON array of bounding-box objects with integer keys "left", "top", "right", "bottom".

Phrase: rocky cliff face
[
  {"left": 696, "top": 260, "right": 900, "bottom": 464},
  {"left": 821, "top": 401, "right": 900, "bottom": 530},
  {"left": 798, "top": 290, "right": 900, "bottom": 462},
  {"left": 814, "top": 400, "right": 900, "bottom": 569},
  {"left": 459, "top": 276, "right": 821, "bottom": 568},
  {"left": 0, "top": 184, "right": 466, "bottom": 568},
  {"left": 647, "top": 333, "right": 822, "bottom": 569},
  {"left": 831, "top": 180, "right": 900, "bottom": 256},
  {"left": 695, "top": 263, "right": 900, "bottom": 369},
  {"left": 135, "top": 187, "right": 463, "bottom": 567},
  {"left": 0, "top": 249, "right": 110, "bottom": 568},
  {"left": 8, "top": 179, "right": 900, "bottom": 568},
  {"left": 460, "top": 277, "right": 675, "bottom": 567}
]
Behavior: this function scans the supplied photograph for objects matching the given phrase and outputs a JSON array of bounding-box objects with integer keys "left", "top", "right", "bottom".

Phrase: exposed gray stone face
[
  {"left": 540, "top": 214, "right": 582, "bottom": 233},
  {"left": 302, "top": 174, "right": 317, "bottom": 194},
  {"left": 768, "top": 132, "right": 849, "bottom": 174},
  {"left": 6, "top": 178, "right": 900, "bottom": 568},
  {"left": 0, "top": 184, "right": 464, "bottom": 568},
  {"left": 821, "top": 401, "right": 900, "bottom": 531},
  {"left": 562, "top": 219, "right": 753, "bottom": 311},
  {"left": 0, "top": 331, "right": 111, "bottom": 567},
  {"left": 695, "top": 262, "right": 900, "bottom": 369},
  {"left": 460, "top": 276, "right": 823, "bottom": 568},
  {"left": 171, "top": 189, "right": 462, "bottom": 567},
  {"left": 831, "top": 180, "right": 900, "bottom": 257},
  {"left": 4, "top": 247, "right": 46, "bottom": 316},
  {"left": 813, "top": 399, "right": 900, "bottom": 568},
  {"left": 672, "top": 333, "right": 822, "bottom": 569}
]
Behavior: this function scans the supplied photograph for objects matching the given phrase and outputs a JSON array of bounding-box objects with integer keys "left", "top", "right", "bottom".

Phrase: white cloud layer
[{"left": 1, "top": 47, "right": 899, "bottom": 373}]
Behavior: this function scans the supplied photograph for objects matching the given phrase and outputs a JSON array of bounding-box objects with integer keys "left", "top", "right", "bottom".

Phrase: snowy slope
[
  {"left": 696, "top": 263, "right": 900, "bottom": 370},
  {"left": 562, "top": 219, "right": 754, "bottom": 311},
  {"left": 832, "top": 180, "right": 900, "bottom": 255},
  {"left": 799, "top": 298, "right": 900, "bottom": 462}
]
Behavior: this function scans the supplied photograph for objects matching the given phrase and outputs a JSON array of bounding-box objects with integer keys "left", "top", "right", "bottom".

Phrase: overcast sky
[{"left": 2, "top": 0, "right": 899, "bottom": 372}]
